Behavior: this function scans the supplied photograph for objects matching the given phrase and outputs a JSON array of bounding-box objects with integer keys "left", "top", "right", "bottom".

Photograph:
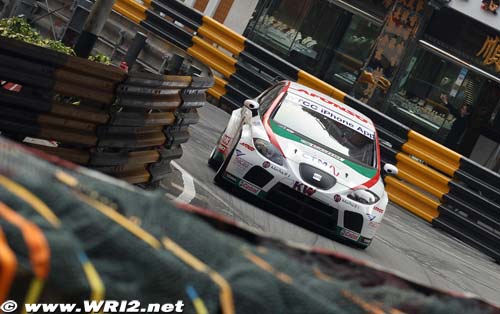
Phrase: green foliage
[
  {"left": 88, "top": 53, "right": 112, "bottom": 65},
  {"left": 0, "top": 17, "right": 113, "bottom": 65},
  {"left": 0, "top": 17, "right": 75, "bottom": 55}
]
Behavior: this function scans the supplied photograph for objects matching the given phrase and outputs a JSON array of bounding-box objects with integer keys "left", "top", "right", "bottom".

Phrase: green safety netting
[{"left": 0, "top": 136, "right": 498, "bottom": 314}]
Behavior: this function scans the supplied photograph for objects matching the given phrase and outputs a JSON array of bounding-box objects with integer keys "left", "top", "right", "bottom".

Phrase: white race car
[{"left": 208, "top": 81, "right": 397, "bottom": 248}]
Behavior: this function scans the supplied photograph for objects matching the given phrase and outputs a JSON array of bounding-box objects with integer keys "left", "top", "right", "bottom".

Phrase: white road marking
[
  {"left": 165, "top": 193, "right": 177, "bottom": 200},
  {"left": 195, "top": 193, "right": 208, "bottom": 202},
  {"left": 171, "top": 161, "right": 196, "bottom": 204},
  {"left": 167, "top": 160, "right": 239, "bottom": 218},
  {"left": 183, "top": 169, "right": 236, "bottom": 211},
  {"left": 171, "top": 182, "right": 184, "bottom": 191}
]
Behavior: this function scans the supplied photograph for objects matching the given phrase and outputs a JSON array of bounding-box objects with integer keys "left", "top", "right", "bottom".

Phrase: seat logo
[{"left": 312, "top": 173, "right": 322, "bottom": 181}]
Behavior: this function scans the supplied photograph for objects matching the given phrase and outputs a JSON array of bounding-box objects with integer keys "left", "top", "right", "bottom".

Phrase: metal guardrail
[
  {"left": 111, "top": 0, "right": 500, "bottom": 262},
  {"left": 0, "top": 36, "right": 214, "bottom": 186}
]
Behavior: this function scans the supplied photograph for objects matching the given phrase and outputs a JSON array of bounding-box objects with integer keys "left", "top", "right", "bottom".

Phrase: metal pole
[
  {"left": 61, "top": 0, "right": 92, "bottom": 46},
  {"left": 124, "top": 32, "right": 147, "bottom": 70},
  {"left": 10, "top": 0, "right": 36, "bottom": 20},
  {"left": 1, "top": 0, "right": 16, "bottom": 18},
  {"left": 74, "top": 0, "right": 116, "bottom": 58}
]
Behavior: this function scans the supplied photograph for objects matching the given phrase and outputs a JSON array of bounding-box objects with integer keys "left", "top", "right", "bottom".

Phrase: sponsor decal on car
[
  {"left": 373, "top": 206, "right": 384, "bottom": 214},
  {"left": 270, "top": 164, "right": 289, "bottom": 177},
  {"left": 338, "top": 196, "right": 359, "bottom": 209},
  {"left": 222, "top": 134, "right": 231, "bottom": 145},
  {"left": 291, "top": 93, "right": 374, "bottom": 140},
  {"left": 224, "top": 172, "right": 238, "bottom": 183},
  {"left": 293, "top": 182, "right": 316, "bottom": 196},
  {"left": 236, "top": 149, "right": 245, "bottom": 157},
  {"left": 302, "top": 153, "right": 340, "bottom": 177},
  {"left": 334, "top": 194, "right": 342, "bottom": 202},
  {"left": 218, "top": 144, "right": 227, "bottom": 154},
  {"left": 366, "top": 213, "right": 377, "bottom": 221},
  {"left": 240, "top": 142, "right": 255, "bottom": 151},
  {"left": 262, "top": 161, "right": 271, "bottom": 168},
  {"left": 219, "top": 134, "right": 232, "bottom": 154},
  {"left": 301, "top": 140, "right": 345, "bottom": 162},
  {"left": 340, "top": 228, "right": 360, "bottom": 241},
  {"left": 368, "top": 221, "right": 380, "bottom": 228},
  {"left": 235, "top": 156, "right": 251, "bottom": 170},
  {"left": 239, "top": 180, "right": 261, "bottom": 195},
  {"left": 294, "top": 88, "right": 370, "bottom": 124}
]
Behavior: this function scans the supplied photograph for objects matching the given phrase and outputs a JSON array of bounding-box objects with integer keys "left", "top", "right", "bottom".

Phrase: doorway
[{"left": 467, "top": 80, "right": 500, "bottom": 171}]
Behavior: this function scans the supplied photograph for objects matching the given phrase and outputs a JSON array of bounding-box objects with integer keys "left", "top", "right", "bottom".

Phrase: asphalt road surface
[{"left": 162, "top": 104, "right": 500, "bottom": 306}]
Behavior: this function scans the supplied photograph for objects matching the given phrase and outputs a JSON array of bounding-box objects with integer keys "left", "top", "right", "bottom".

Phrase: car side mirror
[
  {"left": 244, "top": 99, "right": 260, "bottom": 117},
  {"left": 244, "top": 99, "right": 260, "bottom": 114},
  {"left": 383, "top": 164, "right": 398, "bottom": 176}
]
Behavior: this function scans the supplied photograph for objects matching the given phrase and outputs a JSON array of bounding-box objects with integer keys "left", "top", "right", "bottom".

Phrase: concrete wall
[
  {"left": 449, "top": 0, "right": 500, "bottom": 31},
  {"left": 223, "top": 0, "right": 259, "bottom": 34}
]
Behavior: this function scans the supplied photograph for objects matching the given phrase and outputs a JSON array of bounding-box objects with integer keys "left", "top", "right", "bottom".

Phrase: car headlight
[
  {"left": 253, "top": 138, "right": 284, "bottom": 166},
  {"left": 347, "top": 189, "right": 380, "bottom": 205}
]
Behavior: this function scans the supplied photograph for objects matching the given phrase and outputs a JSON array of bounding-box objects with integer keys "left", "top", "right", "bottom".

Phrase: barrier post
[
  {"left": 74, "top": 0, "right": 116, "bottom": 57},
  {"left": 124, "top": 31, "right": 147, "bottom": 69}
]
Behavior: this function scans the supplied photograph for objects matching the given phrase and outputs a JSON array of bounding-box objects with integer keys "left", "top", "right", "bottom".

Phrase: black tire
[
  {"left": 357, "top": 243, "right": 369, "bottom": 250},
  {"left": 208, "top": 146, "right": 223, "bottom": 170},
  {"left": 353, "top": 241, "right": 369, "bottom": 250},
  {"left": 208, "top": 131, "right": 225, "bottom": 170},
  {"left": 214, "top": 146, "right": 234, "bottom": 185}
]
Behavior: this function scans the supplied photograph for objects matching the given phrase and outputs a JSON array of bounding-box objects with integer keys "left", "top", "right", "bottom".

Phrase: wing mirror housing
[
  {"left": 244, "top": 99, "right": 260, "bottom": 116},
  {"left": 383, "top": 164, "right": 398, "bottom": 176}
]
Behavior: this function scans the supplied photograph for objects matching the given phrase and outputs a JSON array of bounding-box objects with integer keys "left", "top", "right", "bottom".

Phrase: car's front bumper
[{"left": 218, "top": 164, "right": 373, "bottom": 248}]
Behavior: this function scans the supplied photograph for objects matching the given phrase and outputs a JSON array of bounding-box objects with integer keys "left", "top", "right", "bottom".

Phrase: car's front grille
[
  {"left": 299, "top": 163, "right": 336, "bottom": 190},
  {"left": 266, "top": 183, "right": 338, "bottom": 228},
  {"left": 243, "top": 166, "right": 273, "bottom": 188},
  {"left": 343, "top": 211, "right": 364, "bottom": 233}
]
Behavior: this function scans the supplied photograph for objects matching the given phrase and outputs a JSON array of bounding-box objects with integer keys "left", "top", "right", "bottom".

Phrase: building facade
[
  {"left": 180, "top": 0, "right": 259, "bottom": 34},
  {"left": 242, "top": 0, "right": 500, "bottom": 173}
]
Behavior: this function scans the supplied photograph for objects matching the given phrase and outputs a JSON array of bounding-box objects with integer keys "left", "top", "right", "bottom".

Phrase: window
[
  {"left": 347, "top": 0, "right": 394, "bottom": 20},
  {"left": 251, "top": 0, "right": 309, "bottom": 57},
  {"left": 272, "top": 92, "right": 376, "bottom": 167},
  {"left": 249, "top": 0, "right": 339, "bottom": 72},
  {"left": 385, "top": 47, "right": 484, "bottom": 144},
  {"left": 258, "top": 83, "right": 284, "bottom": 114},
  {"left": 323, "top": 15, "right": 381, "bottom": 92},
  {"left": 245, "top": 0, "right": 383, "bottom": 82}
]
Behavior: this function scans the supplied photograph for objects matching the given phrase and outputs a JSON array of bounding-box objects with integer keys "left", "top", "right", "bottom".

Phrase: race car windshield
[{"left": 272, "top": 94, "right": 376, "bottom": 167}]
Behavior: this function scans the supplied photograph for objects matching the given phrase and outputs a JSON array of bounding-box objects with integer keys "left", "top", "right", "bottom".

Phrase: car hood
[{"left": 269, "top": 121, "right": 378, "bottom": 189}]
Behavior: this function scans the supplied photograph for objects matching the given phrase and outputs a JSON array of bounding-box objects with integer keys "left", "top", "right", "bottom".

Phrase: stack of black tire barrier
[
  {"left": 0, "top": 136, "right": 499, "bottom": 314},
  {"left": 92, "top": 71, "right": 212, "bottom": 185},
  {"left": 0, "top": 36, "right": 213, "bottom": 186}
]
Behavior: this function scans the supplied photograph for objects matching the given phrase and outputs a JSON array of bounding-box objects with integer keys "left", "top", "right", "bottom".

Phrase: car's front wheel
[
  {"left": 214, "top": 133, "right": 240, "bottom": 185},
  {"left": 208, "top": 132, "right": 225, "bottom": 170},
  {"left": 208, "top": 146, "right": 223, "bottom": 170}
]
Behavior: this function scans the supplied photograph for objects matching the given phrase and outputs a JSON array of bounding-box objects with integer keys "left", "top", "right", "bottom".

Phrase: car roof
[{"left": 284, "top": 81, "right": 375, "bottom": 131}]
